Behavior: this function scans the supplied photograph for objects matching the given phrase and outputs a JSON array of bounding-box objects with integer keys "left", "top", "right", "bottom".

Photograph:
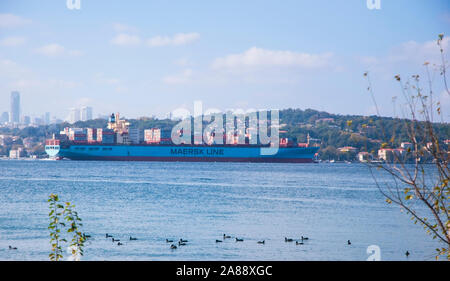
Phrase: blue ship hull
[{"left": 46, "top": 144, "right": 319, "bottom": 163}]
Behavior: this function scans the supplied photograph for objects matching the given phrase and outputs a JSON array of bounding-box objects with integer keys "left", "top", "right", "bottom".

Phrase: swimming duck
[
  {"left": 106, "top": 233, "right": 113, "bottom": 238},
  {"left": 112, "top": 238, "right": 120, "bottom": 242},
  {"left": 129, "top": 236, "right": 137, "bottom": 240},
  {"left": 117, "top": 242, "right": 123, "bottom": 246},
  {"left": 285, "top": 237, "right": 293, "bottom": 242},
  {"left": 166, "top": 239, "right": 173, "bottom": 243},
  {"left": 223, "top": 234, "right": 231, "bottom": 239},
  {"left": 216, "top": 240, "right": 223, "bottom": 243},
  {"left": 179, "top": 239, "right": 188, "bottom": 243},
  {"left": 296, "top": 241, "right": 304, "bottom": 245},
  {"left": 9, "top": 246, "right": 17, "bottom": 250},
  {"left": 178, "top": 241, "right": 187, "bottom": 246},
  {"left": 257, "top": 240, "right": 265, "bottom": 244},
  {"left": 235, "top": 238, "right": 244, "bottom": 242},
  {"left": 301, "top": 236, "right": 309, "bottom": 241},
  {"left": 170, "top": 244, "right": 177, "bottom": 249}
]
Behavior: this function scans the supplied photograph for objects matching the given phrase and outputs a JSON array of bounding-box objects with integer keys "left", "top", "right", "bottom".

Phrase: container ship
[{"left": 45, "top": 113, "right": 319, "bottom": 163}]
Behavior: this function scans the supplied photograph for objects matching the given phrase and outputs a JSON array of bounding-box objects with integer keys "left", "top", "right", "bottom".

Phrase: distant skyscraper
[
  {"left": 80, "top": 106, "right": 93, "bottom": 121},
  {"left": 23, "top": 116, "right": 31, "bottom": 125},
  {"left": 69, "top": 108, "right": 80, "bottom": 123},
  {"left": 45, "top": 112, "right": 50, "bottom": 125},
  {"left": 33, "top": 117, "right": 43, "bottom": 125},
  {"left": 1, "top": 112, "right": 8, "bottom": 123},
  {"left": 10, "top": 91, "right": 20, "bottom": 123}
]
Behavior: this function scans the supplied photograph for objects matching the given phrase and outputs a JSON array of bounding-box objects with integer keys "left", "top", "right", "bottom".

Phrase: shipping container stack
[
  {"left": 128, "top": 128, "right": 142, "bottom": 144},
  {"left": 161, "top": 128, "right": 173, "bottom": 144},
  {"left": 53, "top": 133, "right": 69, "bottom": 143},
  {"left": 144, "top": 128, "right": 162, "bottom": 144},
  {"left": 69, "top": 128, "right": 87, "bottom": 144},
  {"left": 101, "top": 129, "right": 115, "bottom": 144},
  {"left": 96, "top": 128, "right": 103, "bottom": 143},
  {"left": 87, "top": 128, "right": 97, "bottom": 143}
]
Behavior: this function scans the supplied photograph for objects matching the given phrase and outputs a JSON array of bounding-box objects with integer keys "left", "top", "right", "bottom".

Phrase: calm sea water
[{"left": 0, "top": 160, "right": 441, "bottom": 261}]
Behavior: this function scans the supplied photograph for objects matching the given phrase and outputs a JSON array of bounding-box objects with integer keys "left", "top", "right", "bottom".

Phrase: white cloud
[
  {"left": 163, "top": 69, "right": 193, "bottom": 84},
  {"left": 11, "top": 78, "right": 79, "bottom": 90},
  {"left": 357, "top": 56, "right": 379, "bottom": 65},
  {"left": 67, "top": 50, "right": 83, "bottom": 56},
  {"left": 110, "top": 32, "right": 199, "bottom": 47},
  {"left": 35, "top": 43, "right": 83, "bottom": 57},
  {"left": 112, "top": 23, "right": 138, "bottom": 33},
  {"left": 0, "top": 59, "right": 31, "bottom": 79},
  {"left": 36, "top": 44, "right": 65, "bottom": 56},
  {"left": 101, "top": 77, "right": 120, "bottom": 85},
  {"left": 147, "top": 32, "right": 200, "bottom": 47},
  {"left": 111, "top": 33, "right": 141, "bottom": 46},
  {"left": 387, "top": 37, "right": 449, "bottom": 64},
  {"left": 93, "top": 73, "right": 128, "bottom": 93},
  {"left": 357, "top": 37, "right": 450, "bottom": 80},
  {"left": 212, "top": 47, "right": 333, "bottom": 70},
  {"left": 0, "top": 36, "right": 26, "bottom": 47},
  {"left": 174, "top": 57, "right": 191, "bottom": 67},
  {"left": 94, "top": 73, "right": 120, "bottom": 85},
  {"left": 0, "top": 14, "right": 31, "bottom": 28}
]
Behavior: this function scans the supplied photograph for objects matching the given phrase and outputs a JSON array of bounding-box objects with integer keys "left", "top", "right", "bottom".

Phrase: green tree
[
  {"left": 48, "top": 194, "right": 66, "bottom": 261},
  {"left": 64, "top": 202, "right": 85, "bottom": 261},
  {"left": 48, "top": 194, "right": 86, "bottom": 261}
]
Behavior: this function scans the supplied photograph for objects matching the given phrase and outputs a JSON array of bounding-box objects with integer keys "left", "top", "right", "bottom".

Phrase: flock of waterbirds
[
  {"left": 103, "top": 232, "right": 349, "bottom": 251},
  {"left": 5, "top": 234, "right": 412, "bottom": 259},
  {"left": 105, "top": 233, "right": 137, "bottom": 246},
  {"left": 102, "top": 233, "right": 315, "bottom": 249}
]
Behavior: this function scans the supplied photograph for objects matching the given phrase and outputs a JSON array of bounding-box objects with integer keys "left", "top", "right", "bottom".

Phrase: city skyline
[
  {"left": 1, "top": 90, "right": 96, "bottom": 125},
  {"left": 0, "top": 1, "right": 449, "bottom": 121}
]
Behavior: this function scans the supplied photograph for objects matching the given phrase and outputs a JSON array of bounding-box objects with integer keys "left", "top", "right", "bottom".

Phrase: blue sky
[{"left": 0, "top": 0, "right": 449, "bottom": 121}]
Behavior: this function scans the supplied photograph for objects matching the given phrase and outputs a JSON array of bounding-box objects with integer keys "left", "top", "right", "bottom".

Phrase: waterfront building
[
  {"left": 357, "top": 152, "right": 372, "bottom": 162},
  {"left": 9, "top": 147, "right": 25, "bottom": 159},
  {"left": 378, "top": 148, "right": 405, "bottom": 162}
]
